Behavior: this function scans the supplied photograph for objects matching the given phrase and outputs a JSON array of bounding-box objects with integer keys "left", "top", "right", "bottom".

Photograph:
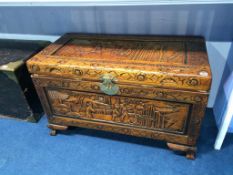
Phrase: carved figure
[
  {"left": 112, "top": 104, "right": 121, "bottom": 121},
  {"left": 86, "top": 101, "right": 95, "bottom": 118}
]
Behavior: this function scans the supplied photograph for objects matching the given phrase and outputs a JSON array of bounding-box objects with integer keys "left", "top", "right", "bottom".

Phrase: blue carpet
[{"left": 0, "top": 109, "right": 233, "bottom": 175}]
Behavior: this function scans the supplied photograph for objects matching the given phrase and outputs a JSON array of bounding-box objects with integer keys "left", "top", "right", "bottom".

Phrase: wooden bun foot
[
  {"left": 167, "top": 142, "right": 196, "bottom": 160},
  {"left": 50, "top": 129, "right": 57, "bottom": 136},
  {"left": 48, "top": 123, "right": 68, "bottom": 136},
  {"left": 186, "top": 151, "right": 196, "bottom": 160}
]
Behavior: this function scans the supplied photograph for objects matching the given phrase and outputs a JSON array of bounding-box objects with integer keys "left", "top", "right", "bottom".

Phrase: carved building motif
[{"left": 47, "top": 89, "right": 189, "bottom": 133}]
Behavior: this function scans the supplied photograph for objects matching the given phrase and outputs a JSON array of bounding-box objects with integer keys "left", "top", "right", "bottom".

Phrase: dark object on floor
[
  {"left": 0, "top": 39, "right": 50, "bottom": 122},
  {"left": 27, "top": 34, "right": 212, "bottom": 158}
]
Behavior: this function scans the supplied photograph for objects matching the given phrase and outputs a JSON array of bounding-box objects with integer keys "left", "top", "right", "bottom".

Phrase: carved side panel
[{"left": 46, "top": 89, "right": 190, "bottom": 134}]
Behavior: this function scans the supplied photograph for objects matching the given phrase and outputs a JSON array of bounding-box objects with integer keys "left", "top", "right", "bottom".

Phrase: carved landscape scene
[{"left": 47, "top": 89, "right": 189, "bottom": 133}]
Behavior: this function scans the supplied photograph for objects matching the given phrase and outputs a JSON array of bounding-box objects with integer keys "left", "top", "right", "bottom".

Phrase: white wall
[
  {"left": 206, "top": 42, "right": 232, "bottom": 107},
  {"left": 0, "top": 5, "right": 232, "bottom": 41}
]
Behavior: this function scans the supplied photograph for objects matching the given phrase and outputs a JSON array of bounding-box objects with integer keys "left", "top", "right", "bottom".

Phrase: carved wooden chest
[
  {"left": 0, "top": 39, "right": 50, "bottom": 122},
  {"left": 27, "top": 34, "right": 212, "bottom": 159}
]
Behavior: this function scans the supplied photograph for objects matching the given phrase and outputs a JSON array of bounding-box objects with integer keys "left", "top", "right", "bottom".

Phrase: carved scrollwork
[
  {"left": 137, "top": 74, "right": 146, "bottom": 81},
  {"left": 156, "top": 92, "right": 165, "bottom": 98},
  {"left": 194, "top": 96, "right": 202, "bottom": 102},
  {"left": 91, "top": 84, "right": 100, "bottom": 90},
  {"left": 119, "top": 88, "right": 130, "bottom": 94},
  {"left": 73, "top": 69, "right": 83, "bottom": 76},
  {"left": 186, "top": 78, "right": 199, "bottom": 86},
  {"left": 30, "top": 65, "right": 40, "bottom": 72},
  {"left": 160, "top": 78, "right": 178, "bottom": 85},
  {"left": 49, "top": 68, "right": 61, "bottom": 73},
  {"left": 62, "top": 81, "right": 70, "bottom": 88},
  {"left": 28, "top": 61, "right": 210, "bottom": 91}
]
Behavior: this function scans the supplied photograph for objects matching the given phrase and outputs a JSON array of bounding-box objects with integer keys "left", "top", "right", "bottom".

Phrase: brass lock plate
[{"left": 99, "top": 74, "right": 119, "bottom": 95}]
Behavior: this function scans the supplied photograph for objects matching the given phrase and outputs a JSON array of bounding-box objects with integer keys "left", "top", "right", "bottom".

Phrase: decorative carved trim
[
  {"left": 28, "top": 61, "right": 211, "bottom": 91},
  {"left": 32, "top": 77, "right": 208, "bottom": 104}
]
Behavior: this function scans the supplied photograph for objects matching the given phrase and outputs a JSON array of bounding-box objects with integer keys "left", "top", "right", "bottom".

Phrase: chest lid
[{"left": 27, "top": 34, "right": 212, "bottom": 92}]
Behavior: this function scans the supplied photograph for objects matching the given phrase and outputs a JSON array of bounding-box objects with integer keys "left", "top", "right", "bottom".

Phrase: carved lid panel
[
  {"left": 53, "top": 39, "right": 187, "bottom": 64},
  {"left": 27, "top": 34, "right": 212, "bottom": 91}
]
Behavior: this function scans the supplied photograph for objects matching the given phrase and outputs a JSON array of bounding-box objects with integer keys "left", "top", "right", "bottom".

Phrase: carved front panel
[{"left": 47, "top": 89, "right": 190, "bottom": 133}]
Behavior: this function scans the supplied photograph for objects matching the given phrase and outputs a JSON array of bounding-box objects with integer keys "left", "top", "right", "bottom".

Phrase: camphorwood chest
[{"left": 27, "top": 34, "right": 212, "bottom": 159}]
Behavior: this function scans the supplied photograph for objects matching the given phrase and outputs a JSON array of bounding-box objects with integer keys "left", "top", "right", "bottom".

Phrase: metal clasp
[{"left": 100, "top": 74, "right": 119, "bottom": 95}]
